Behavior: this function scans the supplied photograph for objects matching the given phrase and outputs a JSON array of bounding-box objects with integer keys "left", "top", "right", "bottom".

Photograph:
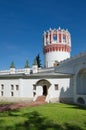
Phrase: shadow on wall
[{"left": 60, "top": 78, "right": 74, "bottom": 104}]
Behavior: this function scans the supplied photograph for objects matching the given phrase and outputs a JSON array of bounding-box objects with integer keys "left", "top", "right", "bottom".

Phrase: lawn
[{"left": 0, "top": 103, "right": 86, "bottom": 130}]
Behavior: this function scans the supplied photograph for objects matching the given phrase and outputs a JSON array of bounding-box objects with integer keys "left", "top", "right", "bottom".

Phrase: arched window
[
  {"left": 63, "top": 35, "right": 66, "bottom": 42},
  {"left": 53, "top": 35, "right": 57, "bottom": 42}
]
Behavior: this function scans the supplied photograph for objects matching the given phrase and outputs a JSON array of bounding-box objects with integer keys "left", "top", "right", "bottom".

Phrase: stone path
[
  {"left": 0, "top": 101, "right": 46, "bottom": 112},
  {"left": 0, "top": 96, "right": 47, "bottom": 112}
]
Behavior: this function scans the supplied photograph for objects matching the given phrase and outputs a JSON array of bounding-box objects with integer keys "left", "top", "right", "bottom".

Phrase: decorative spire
[
  {"left": 10, "top": 61, "right": 15, "bottom": 68},
  {"left": 66, "top": 28, "right": 68, "bottom": 32},
  {"left": 44, "top": 31, "right": 46, "bottom": 34},
  {"left": 58, "top": 26, "right": 61, "bottom": 30},
  {"left": 24, "top": 59, "right": 30, "bottom": 68},
  {"left": 49, "top": 27, "right": 52, "bottom": 31}
]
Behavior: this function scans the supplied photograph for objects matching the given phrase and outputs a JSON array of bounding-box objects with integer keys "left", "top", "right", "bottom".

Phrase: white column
[
  {"left": 47, "top": 31, "right": 50, "bottom": 44},
  {"left": 69, "top": 34, "right": 71, "bottom": 46},
  {"left": 66, "top": 33, "right": 68, "bottom": 43},
  {"left": 56, "top": 30, "right": 59, "bottom": 43},
  {"left": 57, "top": 30, "right": 59, "bottom": 43},
  {"left": 61, "top": 31, "right": 63, "bottom": 43},
  {"left": 51, "top": 30, "right": 53, "bottom": 43}
]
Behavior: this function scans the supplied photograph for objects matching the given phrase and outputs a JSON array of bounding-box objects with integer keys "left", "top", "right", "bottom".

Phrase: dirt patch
[{"left": 0, "top": 101, "right": 46, "bottom": 112}]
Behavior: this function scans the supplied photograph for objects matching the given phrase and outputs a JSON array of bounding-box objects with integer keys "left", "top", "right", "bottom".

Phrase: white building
[{"left": 0, "top": 27, "right": 86, "bottom": 106}]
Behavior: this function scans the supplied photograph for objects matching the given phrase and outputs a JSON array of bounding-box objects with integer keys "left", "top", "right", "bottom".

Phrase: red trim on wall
[
  {"left": 59, "top": 33, "right": 61, "bottom": 42},
  {"left": 43, "top": 44, "right": 71, "bottom": 53},
  {"left": 50, "top": 33, "right": 51, "bottom": 44}
]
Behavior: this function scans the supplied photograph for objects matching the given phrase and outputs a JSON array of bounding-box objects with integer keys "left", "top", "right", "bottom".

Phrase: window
[
  {"left": 46, "top": 38, "right": 49, "bottom": 45},
  {"left": 11, "top": 92, "right": 14, "bottom": 96},
  {"left": 53, "top": 35, "right": 57, "bottom": 41},
  {"left": 1, "top": 91, "right": 4, "bottom": 96},
  {"left": 11, "top": 85, "right": 14, "bottom": 90},
  {"left": 55, "top": 84, "right": 59, "bottom": 90},
  {"left": 16, "top": 85, "right": 19, "bottom": 90},
  {"left": 1, "top": 84, "right": 4, "bottom": 90},
  {"left": 63, "top": 35, "right": 66, "bottom": 42},
  {"left": 33, "top": 85, "right": 36, "bottom": 90}
]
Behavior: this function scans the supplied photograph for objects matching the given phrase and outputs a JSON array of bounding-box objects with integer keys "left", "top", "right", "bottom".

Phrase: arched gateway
[{"left": 33, "top": 79, "right": 51, "bottom": 96}]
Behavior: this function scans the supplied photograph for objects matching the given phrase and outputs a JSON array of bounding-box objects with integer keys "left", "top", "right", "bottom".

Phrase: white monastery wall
[
  {"left": 56, "top": 52, "right": 86, "bottom": 106},
  {"left": 56, "top": 52, "right": 86, "bottom": 74},
  {"left": 20, "top": 79, "right": 37, "bottom": 98},
  {"left": 0, "top": 79, "right": 20, "bottom": 97},
  {"left": 47, "top": 78, "right": 73, "bottom": 103},
  {"left": 0, "top": 77, "right": 74, "bottom": 103}
]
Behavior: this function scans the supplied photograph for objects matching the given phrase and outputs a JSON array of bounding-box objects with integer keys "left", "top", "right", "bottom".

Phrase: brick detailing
[
  {"left": 0, "top": 96, "right": 47, "bottom": 112},
  {"left": 35, "top": 96, "right": 46, "bottom": 103},
  {"left": 43, "top": 44, "right": 71, "bottom": 53}
]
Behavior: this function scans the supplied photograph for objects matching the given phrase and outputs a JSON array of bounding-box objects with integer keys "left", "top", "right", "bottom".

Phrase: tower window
[
  {"left": 53, "top": 35, "right": 57, "bottom": 41},
  {"left": 63, "top": 35, "right": 66, "bottom": 42}
]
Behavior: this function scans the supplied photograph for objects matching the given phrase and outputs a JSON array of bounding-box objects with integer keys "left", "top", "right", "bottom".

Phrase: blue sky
[{"left": 0, "top": 0, "right": 86, "bottom": 69}]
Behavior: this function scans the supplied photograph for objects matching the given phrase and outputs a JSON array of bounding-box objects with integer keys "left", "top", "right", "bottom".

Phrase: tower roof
[
  {"left": 10, "top": 61, "right": 15, "bottom": 68},
  {"left": 33, "top": 58, "right": 38, "bottom": 66},
  {"left": 24, "top": 59, "right": 30, "bottom": 68}
]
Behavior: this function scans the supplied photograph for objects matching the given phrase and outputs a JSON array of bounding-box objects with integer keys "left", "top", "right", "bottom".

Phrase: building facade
[{"left": 0, "top": 27, "right": 86, "bottom": 106}]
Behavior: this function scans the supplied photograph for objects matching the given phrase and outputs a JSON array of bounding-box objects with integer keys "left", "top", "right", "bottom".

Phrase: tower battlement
[{"left": 43, "top": 27, "right": 71, "bottom": 68}]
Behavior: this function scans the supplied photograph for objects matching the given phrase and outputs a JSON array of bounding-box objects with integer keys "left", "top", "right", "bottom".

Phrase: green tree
[{"left": 36, "top": 54, "right": 41, "bottom": 68}]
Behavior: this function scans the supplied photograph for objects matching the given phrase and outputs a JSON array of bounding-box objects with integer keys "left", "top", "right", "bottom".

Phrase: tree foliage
[{"left": 36, "top": 54, "right": 41, "bottom": 68}]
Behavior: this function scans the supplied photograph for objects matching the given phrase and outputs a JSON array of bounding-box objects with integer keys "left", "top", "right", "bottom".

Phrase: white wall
[
  {"left": 44, "top": 51, "right": 70, "bottom": 68},
  {"left": 20, "top": 79, "right": 37, "bottom": 98},
  {"left": 46, "top": 78, "right": 73, "bottom": 99},
  {"left": 0, "top": 79, "right": 20, "bottom": 97},
  {"left": 0, "top": 77, "right": 74, "bottom": 103},
  {"left": 36, "top": 86, "right": 43, "bottom": 96}
]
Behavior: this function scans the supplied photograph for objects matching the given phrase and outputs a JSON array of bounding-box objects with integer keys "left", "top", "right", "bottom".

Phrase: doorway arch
[{"left": 35, "top": 79, "right": 51, "bottom": 96}]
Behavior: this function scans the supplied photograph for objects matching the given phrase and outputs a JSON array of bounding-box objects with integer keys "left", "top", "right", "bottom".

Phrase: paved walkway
[
  {"left": 0, "top": 101, "right": 47, "bottom": 112},
  {"left": 0, "top": 96, "right": 47, "bottom": 112}
]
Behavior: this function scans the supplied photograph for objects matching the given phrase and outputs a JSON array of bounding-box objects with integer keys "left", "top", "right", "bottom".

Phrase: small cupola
[
  {"left": 10, "top": 61, "right": 15, "bottom": 74},
  {"left": 24, "top": 59, "right": 30, "bottom": 68},
  {"left": 32, "top": 58, "right": 38, "bottom": 73},
  {"left": 24, "top": 59, "right": 30, "bottom": 74}
]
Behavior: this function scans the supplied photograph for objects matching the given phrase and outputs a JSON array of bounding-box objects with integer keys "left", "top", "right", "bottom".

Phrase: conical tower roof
[
  {"left": 10, "top": 61, "right": 15, "bottom": 68},
  {"left": 24, "top": 59, "right": 30, "bottom": 68}
]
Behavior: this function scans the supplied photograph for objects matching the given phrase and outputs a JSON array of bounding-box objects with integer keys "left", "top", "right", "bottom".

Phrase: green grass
[{"left": 0, "top": 103, "right": 86, "bottom": 130}]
